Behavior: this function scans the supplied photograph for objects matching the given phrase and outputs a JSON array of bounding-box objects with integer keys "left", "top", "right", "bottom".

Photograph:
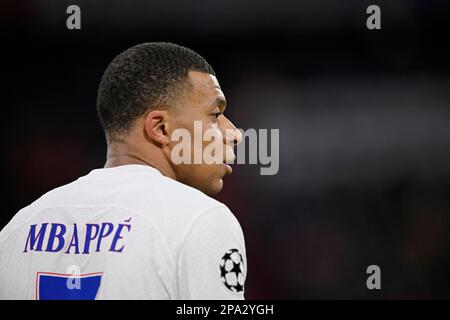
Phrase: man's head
[{"left": 97, "top": 42, "right": 241, "bottom": 195}]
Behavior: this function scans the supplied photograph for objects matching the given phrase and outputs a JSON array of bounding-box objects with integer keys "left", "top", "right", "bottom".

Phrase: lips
[{"left": 223, "top": 150, "right": 235, "bottom": 175}]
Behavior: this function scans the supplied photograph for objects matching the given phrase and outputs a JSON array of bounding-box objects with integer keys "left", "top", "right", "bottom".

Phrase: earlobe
[{"left": 144, "top": 110, "right": 171, "bottom": 145}]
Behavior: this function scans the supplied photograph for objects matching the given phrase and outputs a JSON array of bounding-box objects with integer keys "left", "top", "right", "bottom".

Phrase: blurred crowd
[{"left": 2, "top": 0, "right": 450, "bottom": 298}]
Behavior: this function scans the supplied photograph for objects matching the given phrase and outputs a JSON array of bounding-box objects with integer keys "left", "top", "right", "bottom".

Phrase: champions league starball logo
[{"left": 220, "top": 248, "right": 245, "bottom": 293}]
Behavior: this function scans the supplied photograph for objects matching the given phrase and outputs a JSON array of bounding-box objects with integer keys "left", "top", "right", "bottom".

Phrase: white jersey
[{"left": 0, "top": 164, "right": 246, "bottom": 300}]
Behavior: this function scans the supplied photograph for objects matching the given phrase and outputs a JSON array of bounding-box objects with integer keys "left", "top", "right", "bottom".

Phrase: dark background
[{"left": 1, "top": 0, "right": 450, "bottom": 299}]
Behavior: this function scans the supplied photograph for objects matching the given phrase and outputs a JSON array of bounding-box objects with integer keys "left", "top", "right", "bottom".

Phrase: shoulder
[
  {"left": 129, "top": 169, "right": 244, "bottom": 251},
  {"left": 158, "top": 174, "right": 225, "bottom": 212},
  {"left": 182, "top": 204, "right": 244, "bottom": 247},
  {"left": 149, "top": 173, "right": 237, "bottom": 237}
]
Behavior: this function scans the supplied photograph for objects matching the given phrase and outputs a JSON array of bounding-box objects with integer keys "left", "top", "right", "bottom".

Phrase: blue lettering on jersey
[
  {"left": 37, "top": 272, "right": 102, "bottom": 300},
  {"left": 65, "top": 223, "right": 80, "bottom": 254},
  {"left": 46, "top": 223, "right": 66, "bottom": 252},
  {"left": 96, "top": 223, "right": 114, "bottom": 252},
  {"left": 110, "top": 223, "right": 131, "bottom": 252},
  {"left": 23, "top": 220, "right": 132, "bottom": 254},
  {"left": 23, "top": 223, "right": 48, "bottom": 252},
  {"left": 83, "top": 224, "right": 100, "bottom": 254}
]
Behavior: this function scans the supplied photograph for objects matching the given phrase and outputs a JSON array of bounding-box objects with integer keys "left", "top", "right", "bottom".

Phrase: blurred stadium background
[{"left": 1, "top": 0, "right": 450, "bottom": 299}]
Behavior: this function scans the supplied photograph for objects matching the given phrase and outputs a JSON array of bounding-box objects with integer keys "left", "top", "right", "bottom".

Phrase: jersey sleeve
[{"left": 177, "top": 205, "right": 247, "bottom": 300}]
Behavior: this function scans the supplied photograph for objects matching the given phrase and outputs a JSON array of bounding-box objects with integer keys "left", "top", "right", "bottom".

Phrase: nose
[{"left": 222, "top": 116, "right": 242, "bottom": 146}]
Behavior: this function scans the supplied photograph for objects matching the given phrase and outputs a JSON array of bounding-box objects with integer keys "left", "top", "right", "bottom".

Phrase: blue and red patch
[{"left": 36, "top": 272, "right": 103, "bottom": 300}]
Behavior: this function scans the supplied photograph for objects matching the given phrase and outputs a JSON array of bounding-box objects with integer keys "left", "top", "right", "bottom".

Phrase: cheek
[
  {"left": 171, "top": 109, "right": 205, "bottom": 131},
  {"left": 202, "top": 126, "right": 222, "bottom": 145}
]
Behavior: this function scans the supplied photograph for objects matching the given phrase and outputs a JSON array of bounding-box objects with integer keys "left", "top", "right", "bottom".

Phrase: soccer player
[{"left": 0, "top": 43, "right": 246, "bottom": 300}]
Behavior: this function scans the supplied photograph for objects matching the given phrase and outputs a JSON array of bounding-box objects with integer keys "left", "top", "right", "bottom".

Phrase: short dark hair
[{"left": 96, "top": 42, "right": 215, "bottom": 141}]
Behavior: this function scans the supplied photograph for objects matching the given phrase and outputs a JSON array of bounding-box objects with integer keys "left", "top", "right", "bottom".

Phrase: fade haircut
[{"left": 96, "top": 42, "right": 215, "bottom": 141}]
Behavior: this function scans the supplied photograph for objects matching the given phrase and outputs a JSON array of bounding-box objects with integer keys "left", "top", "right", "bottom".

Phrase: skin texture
[{"left": 104, "top": 71, "right": 242, "bottom": 196}]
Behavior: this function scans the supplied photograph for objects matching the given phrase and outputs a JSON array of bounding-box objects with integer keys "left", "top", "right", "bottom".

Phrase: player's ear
[{"left": 143, "top": 110, "right": 171, "bottom": 145}]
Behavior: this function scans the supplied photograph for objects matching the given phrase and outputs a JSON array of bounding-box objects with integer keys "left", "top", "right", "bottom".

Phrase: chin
[{"left": 201, "top": 178, "right": 224, "bottom": 196}]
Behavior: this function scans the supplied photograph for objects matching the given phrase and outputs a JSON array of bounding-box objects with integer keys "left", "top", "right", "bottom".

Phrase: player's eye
[{"left": 212, "top": 112, "right": 223, "bottom": 119}]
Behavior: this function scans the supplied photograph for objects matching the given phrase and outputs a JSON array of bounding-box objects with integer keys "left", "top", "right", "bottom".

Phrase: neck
[{"left": 105, "top": 141, "right": 177, "bottom": 180}]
